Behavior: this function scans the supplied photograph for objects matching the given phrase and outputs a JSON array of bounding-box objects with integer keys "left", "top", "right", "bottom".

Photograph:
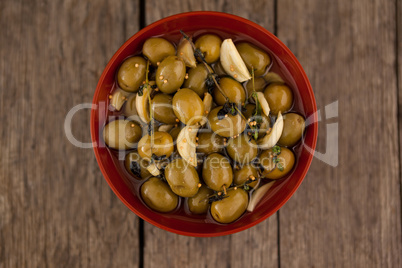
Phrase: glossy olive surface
[
  {"left": 236, "top": 42, "right": 271, "bottom": 76},
  {"left": 208, "top": 107, "right": 246, "bottom": 138},
  {"left": 172, "top": 88, "right": 204, "bottom": 125},
  {"left": 227, "top": 135, "right": 258, "bottom": 164},
  {"left": 187, "top": 185, "right": 213, "bottom": 214},
  {"left": 202, "top": 153, "right": 233, "bottom": 191},
  {"left": 210, "top": 188, "right": 248, "bottom": 224},
  {"left": 196, "top": 131, "right": 225, "bottom": 154},
  {"left": 169, "top": 125, "right": 183, "bottom": 142},
  {"left": 213, "top": 77, "right": 246, "bottom": 106},
  {"left": 183, "top": 64, "right": 210, "bottom": 97},
  {"left": 195, "top": 34, "right": 222, "bottom": 63},
  {"left": 278, "top": 113, "right": 305, "bottom": 147},
  {"left": 263, "top": 83, "right": 293, "bottom": 115},
  {"left": 233, "top": 164, "right": 259, "bottom": 188},
  {"left": 212, "top": 61, "right": 227, "bottom": 76},
  {"left": 142, "top": 37, "right": 176, "bottom": 66},
  {"left": 156, "top": 56, "right": 186, "bottom": 94},
  {"left": 117, "top": 56, "right": 147, "bottom": 92},
  {"left": 260, "top": 147, "right": 295, "bottom": 179},
  {"left": 164, "top": 158, "right": 200, "bottom": 197},
  {"left": 137, "top": 131, "right": 174, "bottom": 161},
  {"left": 124, "top": 151, "right": 151, "bottom": 179},
  {"left": 151, "top": 93, "right": 177, "bottom": 124},
  {"left": 141, "top": 177, "right": 178, "bottom": 213},
  {"left": 103, "top": 119, "right": 142, "bottom": 150}
]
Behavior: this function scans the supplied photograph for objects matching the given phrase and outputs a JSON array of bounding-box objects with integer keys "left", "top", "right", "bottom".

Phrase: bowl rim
[{"left": 91, "top": 11, "right": 318, "bottom": 237}]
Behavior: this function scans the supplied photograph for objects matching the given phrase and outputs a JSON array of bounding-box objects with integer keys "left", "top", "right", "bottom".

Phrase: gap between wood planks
[
  {"left": 135, "top": 1, "right": 281, "bottom": 267},
  {"left": 396, "top": 0, "right": 402, "bottom": 246}
]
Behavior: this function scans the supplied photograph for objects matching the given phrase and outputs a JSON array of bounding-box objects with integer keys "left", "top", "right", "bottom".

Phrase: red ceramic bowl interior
[{"left": 91, "top": 11, "right": 318, "bottom": 237}]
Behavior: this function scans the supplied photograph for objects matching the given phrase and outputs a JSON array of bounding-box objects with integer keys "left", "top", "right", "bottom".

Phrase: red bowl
[{"left": 91, "top": 11, "right": 318, "bottom": 237}]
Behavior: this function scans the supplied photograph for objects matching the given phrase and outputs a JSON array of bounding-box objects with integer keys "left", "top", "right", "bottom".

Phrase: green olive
[
  {"left": 187, "top": 185, "right": 213, "bottom": 214},
  {"left": 208, "top": 107, "right": 246, "bottom": 138},
  {"left": 278, "top": 113, "right": 305, "bottom": 147},
  {"left": 156, "top": 56, "right": 186, "bottom": 94},
  {"left": 141, "top": 177, "right": 178, "bottom": 212},
  {"left": 172, "top": 88, "right": 204, "bottom": 125},
  {"left": 210, "top": 188, "right": 248, "bottom": 223},
  {"left": 117, "top": 57, "right": 147, "bottom": 92},
  {"left": 195, "top": 34, "right": 222, "bottom": 64},
  {"left": 164, "top": 158, "right": 200, "bottom": 197},
  {"left": 103, "top": 119, "right": 142, "bottom": 150},
  {"left": 263, "top": 83, "right": 293, "bottom": 115},
  {"left": 260, "top": 147, "right": 295, "bottom": 179},
  {"left": 242, "top": 104, "right": 256, "bottom": 119},
  {"left": 137, "top": 131, "right": 174, "bottom": 161},
  {"left": 246, "top": 77, "right": 266, "bottom": 99},
  {"left": 123, "top": 94, "right": 138, "bottom": 118},
  {"left": 213, "top": 77, "right": 246, "bottom": 106},
  {"left": 202, "top": 153, "right": 233, "bottom": 191},
  {"left": 196, "top": 131, "right": 225, "bottom": 154},
  {"left": 236, "top": 42, "right": 271, "bottom": 76},
  {"left": 151, "top": 93, "right": 177, "bottom": 124},
  {"left": 227, "top": 135, "right": 258, "bottom": 164},
  {"left": 183, "top": 64, "right": 211, "bottom": 97},
  {"left": 124, "top": 151, "right": 151, "bottom": 179},
  {"left": 213, "top": 61, "right": 227, "bottom": 76},
  {"left": 169, "top": 125, "right": 183, "bottom": 142},
  {"left": 142, "top": 37, "right": 176, "bottom": 66},
  {"left": 233, "top": 164, "right": 259, "bottom": 188}
]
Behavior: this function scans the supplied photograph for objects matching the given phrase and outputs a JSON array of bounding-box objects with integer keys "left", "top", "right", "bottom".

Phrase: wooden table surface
[{"left": 1, "top": 0, "right": 401, "bottom": 267}]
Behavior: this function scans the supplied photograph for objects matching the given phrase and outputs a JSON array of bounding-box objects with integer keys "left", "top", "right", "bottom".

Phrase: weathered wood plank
[
  {"left": 143, "top": 1, "right": 278, "bottom": 268},
  {"left": 277, "top": 0, "right": 402, "bottom": 267},
  {"left": 0, "top": 0, "right": 140, "bottom": 267}
]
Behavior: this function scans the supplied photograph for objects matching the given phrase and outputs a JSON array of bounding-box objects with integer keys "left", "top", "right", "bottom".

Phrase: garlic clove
[
  {"left": 146, "top": 163, "right": 161, "bottom": 176},
  {"left": 199, "top": 92, "right": 213, "bottom": 126},
  {"left": 110, "top": 88, "right": 130, "bottom": 111},
  {"left": 135, "top": 85, "right": 151, "bottom": 123},
  {"left": 257, "top": 112, "right": 284, "bottom": 149},
  {"left": 220, "top": 39, "right": 251, "bottom": 82},
  {"left": 255, "top": 92, "right": 270, "bottom": 117},
  {"left": 177, "top": 38, "right": 197, "bottom": 68},
  {"left": 177, "top": 125, "right": 199, "bottom": 166},
  {"left": 247, "top": 181, "right": 275, "bottom": 212}
]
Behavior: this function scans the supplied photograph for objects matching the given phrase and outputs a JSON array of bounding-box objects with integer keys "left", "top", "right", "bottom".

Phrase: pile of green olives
[{"left": 102, "top": 31, "right": 306, "bottom": 224}]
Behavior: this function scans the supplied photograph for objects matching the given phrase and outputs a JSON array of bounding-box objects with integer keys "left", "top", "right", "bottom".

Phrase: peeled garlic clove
[
  {"left": 257, "top": 112, "right": 284, "bottom": 149},
  {"left": 110, "top": 89, "right": 130, "bottom": 111},
  {"left": 158, "top": 124, "right": 174, "bottom": 132},
  {"left": 177, "top": 125, "right": 199, "bottom": 166},
  {"left": 220, "top": 39, "right": 251, "bottom": 82},
  {"left": 255, "top": 92, "right": 270, "bottom": 117},
  {"left": 247, "top": 181, "right": 275, "bottom": 212},
  {"left": 263, "top": 72, "right": 285, "bottom": 84},
  {"left": 146, "top": 163, "right": 160, "bottom": 176},
  {"left": 135, "top": 85, "right": 151, "bottom": 123},
  {"left": 199, "top": 93, "right": 213, "bottom": 126},
  {"left": 177, "top": 38, "right": 197, "bottom": 68}
]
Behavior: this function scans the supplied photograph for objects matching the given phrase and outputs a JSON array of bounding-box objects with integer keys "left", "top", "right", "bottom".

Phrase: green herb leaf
[
  {"left": 277, "top": 163, "right": 284, "bottom": 172},
  {"left": 272, "top": 145, "right": 281, "bottom": 155}
]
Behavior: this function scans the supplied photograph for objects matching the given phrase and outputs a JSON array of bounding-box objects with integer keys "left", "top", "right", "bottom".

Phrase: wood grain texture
[
  {"left": 0, "top": 0, "right": 140, "bottom": 267},
  {"left": 143, "top": 1, "right": 278, "bottom": 268},
  {"left": 277, "top": 0, "right": 402, "bottom": 267},
  {"left": 145, "top": 0, "right": 275, "bottom": 31},
  {"left": 143, "top": 216, "right": 278, "bottom": 268}
]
